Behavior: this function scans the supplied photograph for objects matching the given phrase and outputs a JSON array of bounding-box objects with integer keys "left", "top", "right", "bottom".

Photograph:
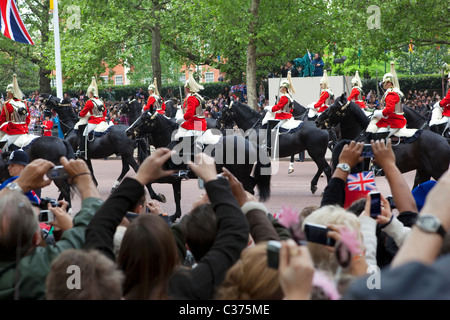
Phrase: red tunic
[
  {"left": 376, "top": 90, "right": 407, "bottom": 129},
  {"left": 42, "top": 120, "right": 53, "bottom": 136},
  {"left": 271, "top": 95, "right": 293, "bottom": 120},
  {"left": 314, "top": 91, "right": 330, "bottom": 113},
  {"left": 181, "top": 95, "right": 206, "bottom": 131},
  {"left": 143, "top": 95, "right": 166, "bottom": 114},
  {"left": 0, "top": 99, "right": 30, "bottom": 135},
  {"left": 348, "top": 87, "right": 366, "bottom": 109},
  {"left": 440, "top": 88, "right": 450, "bottom": 117},
  {"left": 79, "top": 99, "right": 106, "bottom": 124}
]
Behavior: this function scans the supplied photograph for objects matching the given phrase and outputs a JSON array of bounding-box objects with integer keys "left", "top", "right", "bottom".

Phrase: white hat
[
  {"left": 86, "top": 76, "right": 99, "bottom": 97},
  {"left": 280, "top": 71, "right": 296, "bottom": 94},
  {"left": 320, "top": 70, "right": 330, "bottom": 89},
  {"left": 383, "top": 61, "right": 400, "bottom": 90},
  {"left": 148, "top": 78, "right": 160, "bottom": 96},
  {"left": 351, "top": 71, "right": 362, "bottom": 87},
  {"left": 6, "top": 74, "right": 23, "bottom": 100},
  {"left": 184, "top": 69, "right": 204, "bottom": 93}
]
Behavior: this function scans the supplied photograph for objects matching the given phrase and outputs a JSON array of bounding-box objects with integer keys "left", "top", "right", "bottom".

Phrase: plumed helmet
[
  {"left": 351, "top": 71, "right": 362, "bottom": 87},
  {"left": 148, "top": 77, "right": 159, "bottom": 96},
  {"left": 86, "top": 76, "right": 99, "bottom": 98},
  {"left": 184, "top": 69, "right": 204, "bottom": 93},
  {"left": 6, "top": 74, "right": 23, "bottom": 100},
  {"left": 280, "top": 71, "right": 296, "bottom": 94},
  {"left": 320, "top": 70, "right": 330, "bottom": 89},
  {"left": 383, "top": 61, "right": 400, "bottom": 89}
]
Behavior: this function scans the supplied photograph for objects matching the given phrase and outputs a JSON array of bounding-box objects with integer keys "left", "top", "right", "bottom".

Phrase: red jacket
[
  {"left": 440, "top": 88, "right": 450, "bottom": 117},
  {"left": 314, "top": 91, "right": 330, "bottom": 113},
  {"left": 376, "top": 90, "right": 407, "bottom": 129},
  {"left": 79, "top": 99, "right": 106, "bottom": 124},
  {"left": 348, "top": 87, "right": 366, "bottom": 109},
  {"left": 271, "top": 95, "right": 293, "bottom": 120},
  {"left": 0, "top": 99, "right": 30, "bottom": 135},
  {"left": 144, "top": 95, "right": 166, "bottom": 114},
  {"left": 181, "top": 95, "right": 206, "bottom": 131},
  {"left": 42, "top": 120, "right": 53, "bottom": 136}
]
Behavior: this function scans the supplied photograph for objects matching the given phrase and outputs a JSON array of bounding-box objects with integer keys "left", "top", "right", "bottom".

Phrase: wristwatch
[
  {"left": 415, "top": 214, "right": 446, "bottom": 238},
  {"left": 336, "top": 163, "right": 351, "bottom": 173},
  {"left": 6, "top": 182, "right": 24, "bottom": 194}
]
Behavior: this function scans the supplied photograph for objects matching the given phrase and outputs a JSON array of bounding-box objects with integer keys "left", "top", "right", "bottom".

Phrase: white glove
[
  {"left": 264, "top": 106, "right": 273, "bottom": 113},
  {"left": 176, "top": 116, "right": 184, "bottom": 124},
  {"left": 373, "top": 109, "right": 384, "bottom": 118}
]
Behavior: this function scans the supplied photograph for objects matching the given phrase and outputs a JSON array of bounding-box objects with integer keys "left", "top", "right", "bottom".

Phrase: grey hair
[{"left": 0, "top": 189, "right": 40, "bottom": 260}]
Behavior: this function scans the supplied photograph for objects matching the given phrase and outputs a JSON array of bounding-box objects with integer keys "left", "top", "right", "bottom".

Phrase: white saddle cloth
[
  {"left": 94, "top": 121, "right": 115, "bottom": 133},
  {"left": 172, "top": 127, "right": 222, "bottom": 145},
  {"left": 262, "top": 111, "right": 302, "bottom": 130},
  {"left": 429, "top": 103, "right": 448, "bottom": 127}
]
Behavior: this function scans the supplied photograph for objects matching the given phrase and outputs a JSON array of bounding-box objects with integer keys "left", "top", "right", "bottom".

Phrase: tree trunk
[
  {"left": 151, "top": 22, "right": 162, "bottom": 92},
  {"left": 39, "top": 68, "right": 52, "bottom": 94},
  {"left": 246, "top": 0, "right": 260, "bottom": 110}
]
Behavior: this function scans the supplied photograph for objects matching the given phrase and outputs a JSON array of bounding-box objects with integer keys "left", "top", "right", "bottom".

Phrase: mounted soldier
[
  {"left": 314, "top": 70, "right": 334, "bottom": 115},
  {"left": 144, "top": 77, "right": 166, "bottom": 115},
  {"left": 0, "top": 74, "right": 38, "bottom": 151},
  {"left": 366, "top": 62, "right": 407, "bottom": 140},
  {"left": 75, "top": 76, "right": 109, "bottom": 158},
  {"left": 263, "top": 71, "right": 300, "bottom": 161},
  {"left": 429, "top": 72, "right": 450, "bottom": 133},
  {"left": 348, "top": 71, "right": 366, "bottom": 109}
]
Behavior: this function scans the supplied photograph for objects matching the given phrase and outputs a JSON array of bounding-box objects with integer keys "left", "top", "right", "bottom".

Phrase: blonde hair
[
  {"left": 302, "top": 205, "right": 362, "bottom": 274},
  {"left": 216, "top": 242, "right": 283, "bottom": 300}
]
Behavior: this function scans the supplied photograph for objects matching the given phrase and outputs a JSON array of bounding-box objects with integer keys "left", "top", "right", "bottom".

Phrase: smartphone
[
  {"left": 267, "top": 240, "right": 282, "bottom": 269},
  {"left": 304, "top": 222, "right": 336, "bottom": 247},
  {"left": 198, "top": 178, "right": 205, "bottom": 189},
  {"left": 361, "top": 144, "right": 374, "bottom": 158},
  {"left": 369, "top": 191, "right": 382, "bottom": 218},
  {"left": 46, "top": 165, "right": 69, "bottom": 180},
  {"left": 39, "top": 210, "right": 55, "bottom": 223}
]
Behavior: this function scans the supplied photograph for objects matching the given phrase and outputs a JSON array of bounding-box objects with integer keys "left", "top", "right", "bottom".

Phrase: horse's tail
[{"left": 254, "top": 148, "right": 271, "bottom": 202}]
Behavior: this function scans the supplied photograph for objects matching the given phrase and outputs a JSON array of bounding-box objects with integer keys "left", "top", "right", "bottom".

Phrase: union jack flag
[
  {"left": 344, "top": 171, "right": 377, "bottom": 208},
  {"left": 0, "top": 0, "right": 34, "bottom": 45},
  {"left": 347, "top": 171, "right": 377, "bottom": 192}
]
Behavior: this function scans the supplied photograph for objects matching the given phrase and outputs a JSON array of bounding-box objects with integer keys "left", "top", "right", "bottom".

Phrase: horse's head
[
  {"left": 118, "top": 100, "right": 132, "bottom": 116},
  {"left": 126, "top": 111, "right": 156, "bottom": 139},
  {"left": 40, "top": 93, "right": 61, "bottom": 109},
  {"left": 216, "top": 101, "right": 236, "bottom": 131},
  {"left": 315, "top": 93, "right": 349, "bottom": 129}
]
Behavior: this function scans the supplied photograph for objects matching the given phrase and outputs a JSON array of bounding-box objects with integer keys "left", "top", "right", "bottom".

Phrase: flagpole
[{"left": 52, "top": 0, "right": 63, "bottom": 99}]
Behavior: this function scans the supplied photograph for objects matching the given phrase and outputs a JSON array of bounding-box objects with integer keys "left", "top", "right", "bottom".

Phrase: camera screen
[{"left": 370, "top": 192, "right": 381, "bottom": 217}]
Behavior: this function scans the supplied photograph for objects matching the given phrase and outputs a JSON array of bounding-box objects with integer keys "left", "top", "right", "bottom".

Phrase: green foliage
[{"left": 362, "top": 74, "right": 445, "bottom": 96}]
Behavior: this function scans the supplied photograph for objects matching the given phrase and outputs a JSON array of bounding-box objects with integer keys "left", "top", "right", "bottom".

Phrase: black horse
[
  {"left": 315, "top": 93, "right": 450, "bottom": 188},
  {"left": 40, "top": 93, "right": 165, "bottom": 200},
  {"left": 217, "top": 100, "right": 332, "bottom": 194},
  {"left": 126, "top": 111, "right": 272, "bottom": 221}
]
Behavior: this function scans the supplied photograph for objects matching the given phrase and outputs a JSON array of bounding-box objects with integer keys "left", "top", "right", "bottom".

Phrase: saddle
[{"left": 368, "top": 128, "right": 422, "bottom": 145}]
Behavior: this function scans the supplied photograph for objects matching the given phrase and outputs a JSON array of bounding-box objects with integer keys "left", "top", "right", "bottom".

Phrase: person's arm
[
  {"left": 169, "top": 154, "right": 249, "bottom": 300},
  {"left": 320, "top": 141, "right": 364, "bottom": 207},
  {"left": 391, "top": 169, "right": 450, "bottom": 268},
  {"left": 84, "top": 148, "right": 175, "bottom": 261},
  {"left": 79, "top": 100, "right": 92, "bottom": 118},
  {"left": 314, "top": 91, "right": 329, "bottom": 109},
  {"left": 221, "top": 167, "right": 279, "bottom": 243},
  {"left": 381, "top": 92, "right": 399, "bottom": 118},
  {"left": 183, "top": 96, "right": 199, "bottom": 121},
  {"left": 271, "top": 96, "right": 289, "bottom": 112},
  {"left": 347, "top": 88, "right": 359, "bottom": 102},
  {"left": 371, "top": 139, "right": 418, "bottom": 214}
]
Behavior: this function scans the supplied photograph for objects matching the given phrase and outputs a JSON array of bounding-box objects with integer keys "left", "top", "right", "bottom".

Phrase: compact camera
[
  {"left": 304, "top": 222, "right": 336, "bottom": 247},
  {"left": 361, "top": 144, "right": 374, "bottom": 158},
  {"left": 46, "top": 165, "right": 69, "bottom": 180}
]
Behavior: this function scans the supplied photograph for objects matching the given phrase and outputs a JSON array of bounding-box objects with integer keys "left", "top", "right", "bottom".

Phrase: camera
[
  {"left": 304, "top": 223, "right": 336, "bottom": 246},
  {"left": 361, "top": 144, "right": 374, "bottom": 158},
  {"left": 386, "top": 195, "right": 396, "bottom": 209},
  {"left": 267, "top": 240, "right": 282, "bottom": 269},
  {"left": 39, "top": 197, "right": 59, "bottom": 210},
  {"left": 46, "top": 165, "right": 69, "bottom": 180},
  {"left": 38, "top": 210, "right": 55, "bottom": 223},
  {"left": 369, "top": 191, "right": 382, "bottom": 218}
]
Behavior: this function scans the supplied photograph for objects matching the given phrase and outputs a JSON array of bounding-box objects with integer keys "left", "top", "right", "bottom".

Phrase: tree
[{"left": 0, "top": 0, "right": 53, "bottom": 93}]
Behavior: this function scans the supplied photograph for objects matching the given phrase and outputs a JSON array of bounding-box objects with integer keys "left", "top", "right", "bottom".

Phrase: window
[
  {"left": 100, "top": 76, "right": 109, "bottom": 84},
  {"left": 50, "top": 78, "right": 57, "bottom": 88},
  {"left": 114, "top": 75, "right": 123, "bottom": 86},
  {"left": 179, "top": 74, "right": 186, "bottom": 84},
  {"left": 205, "top": 72, "right": 214, "bottom": 83}
]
